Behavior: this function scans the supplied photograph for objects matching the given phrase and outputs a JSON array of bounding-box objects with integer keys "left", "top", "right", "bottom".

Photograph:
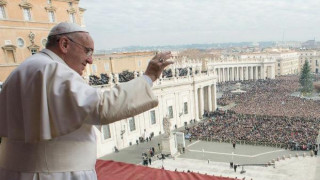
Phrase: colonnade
[
  {"left": 194, "top": 84, "right": 217, "bottom": 120},
  {"left": 214, "top": 65, "right": 275, "bottom": 82}
]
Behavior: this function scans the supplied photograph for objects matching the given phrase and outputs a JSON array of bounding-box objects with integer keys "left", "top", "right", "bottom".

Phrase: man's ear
[{"left": 59, "top": 37, "right": 69, "bottom": 54}]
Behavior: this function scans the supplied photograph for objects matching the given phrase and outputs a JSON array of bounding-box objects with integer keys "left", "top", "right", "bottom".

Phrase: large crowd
[{"left": 185, "top": 75, "right": 320, "bottom": 148}]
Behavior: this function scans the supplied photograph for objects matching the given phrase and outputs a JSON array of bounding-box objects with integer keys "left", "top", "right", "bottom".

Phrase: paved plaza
[
  {"left": 100, "top": 135, "right": 320, "bottom": 180},
  {"left": 150, "top": 156, "right": 320, "bottom": 180},
  {"left": 180, "top": 140, "right": 295, "bottom": 164}
]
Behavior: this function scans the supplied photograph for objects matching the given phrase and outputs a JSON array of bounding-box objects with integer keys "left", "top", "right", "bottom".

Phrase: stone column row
[
  {"left": 195, "top": 83, "right": 217, "bottom": 120},
  {"left": 215, "top": 65, "right": 268, "bottom": 82}
]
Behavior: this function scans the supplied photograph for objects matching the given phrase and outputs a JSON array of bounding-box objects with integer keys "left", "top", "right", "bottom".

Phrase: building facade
[
  {"left": 0, "top": 0, "right": 85, "bottom": 81},
  {"left": 298, "top": 50, "right": 320, "bottom": 73},
  {"left": 94, "top": 57, "right": 279, "bottom": 157},
  {"left": 87, "top": 52, "right": 156, "bottom": 76}
]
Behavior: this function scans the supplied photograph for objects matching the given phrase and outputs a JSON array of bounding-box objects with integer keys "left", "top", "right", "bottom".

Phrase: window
[
  {"left": 69, "top": 13, "right": 76, "bottom": 23},
  {"left": 23, "top": 8, "right": 31, "bottom": 21},
  {"left": 31, "top": 49, "right": 37, "bottom": 55},
  {"left": 48, "top": 11, "right": 55, "bottom": 22},
  {"left": 129, "top": 117, "right": 136, "bottom": 131},
  {"left": 47, "top": 0, "right": 52, "bottom": 4},
  {"left": 138, "top": 60, "right": 142, "bottom": 67},
  {"left": 17, "top": 38, "right": 24, "bottom": 48},
  {"left": 168, "top": 106, "right": 173, "bottom": 118},
  {"left": 68, "top": 2, "right": 73, "bottom": 7},
  {"left": 6, "top": 50, "right": 15, "bottom": 63},
  {"left": 150, "top": 110, "right": 156, "bottom": 125},
  {"left": 102, "top": 125, "right": 111, "bottom": 140},
  {"left": 184, "top": 102, "right": 188, "bottom": 114},
  {"left": 0, "top": 5, "right": 5, "bottom": 19}
]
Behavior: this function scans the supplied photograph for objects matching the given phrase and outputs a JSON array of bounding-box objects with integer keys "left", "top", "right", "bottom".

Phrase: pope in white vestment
[{"left": 0, "top": 22, "right": 173, "bottom": 180}]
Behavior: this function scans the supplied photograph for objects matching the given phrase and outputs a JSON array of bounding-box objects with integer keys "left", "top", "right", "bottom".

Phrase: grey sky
[{"left": 79, "top": 0, "right": 320, "bottom": 50}]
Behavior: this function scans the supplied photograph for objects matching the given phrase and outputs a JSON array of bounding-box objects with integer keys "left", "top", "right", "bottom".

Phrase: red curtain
[{"left": 96, "top": 160, "right": 235, "bottom": 180}]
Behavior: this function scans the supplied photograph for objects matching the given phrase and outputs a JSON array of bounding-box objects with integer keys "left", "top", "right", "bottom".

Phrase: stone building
[
  {"left": 298, "top": 50, "right": 320, "bottom": 73},
  {"left": 86, "top": 52, "right": 156, "bottom": 76},
  {"left": 239, "top": 50, "right": 299, "bottom": 77},
  {"left": 93, "top": 57, "right": 279, "bottom": 157},
  {"left": 0, "top": 0, "right": 85, "bottom": 81}
]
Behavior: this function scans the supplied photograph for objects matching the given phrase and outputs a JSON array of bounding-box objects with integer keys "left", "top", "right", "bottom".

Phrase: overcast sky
[{"left": 79, "top": 0, "right": 320, "bottom": 50}]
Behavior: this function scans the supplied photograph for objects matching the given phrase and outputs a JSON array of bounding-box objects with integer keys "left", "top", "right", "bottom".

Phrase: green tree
[{"left": 299, "top": 60, "right": 313, "bottom": 95}]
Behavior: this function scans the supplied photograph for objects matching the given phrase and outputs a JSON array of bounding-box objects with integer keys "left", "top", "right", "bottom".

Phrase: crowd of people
[
  {"left": 218, "top": 75, "right": 320, "bottom": 119},
  {"left": 185, "top": 110, "right": 319, "bottom": 148},
  {"left": 89, "top": 70, "right": 135, "bottom": 85},
  {"left": 185, "top": 75, "right": 320, "bottom": 149}
]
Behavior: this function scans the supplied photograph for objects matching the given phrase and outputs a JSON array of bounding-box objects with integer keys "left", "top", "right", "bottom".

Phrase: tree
[{"left": 299, "top": 60, "right": 313, "bottom": 95}]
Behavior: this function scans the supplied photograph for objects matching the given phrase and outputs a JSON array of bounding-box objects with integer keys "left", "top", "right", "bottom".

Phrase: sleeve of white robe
[{"left": 0, "top": 57, "right": 158, "bottom": 142}]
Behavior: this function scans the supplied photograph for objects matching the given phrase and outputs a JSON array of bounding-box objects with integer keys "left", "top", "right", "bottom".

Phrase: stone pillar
[
  {"left": 242, "top": 67, "right": 245, "bottom": 81},
  {"left": 231, "top": 67, "right": 234, "bottom": 81},
  {"left": 246, "top": 66, "right": 249, "bottom": 80},
  {"left": 211, "top": 84, "right": 217, "bottom": 111},
  {"left": 208, "top": 85, "right": 212, "bottom": 111},
  {"left": 194, "top": 87, "right": 199, "bottom": 120},
  {"left": 199, "top": 87, "right": 204, "bottom": 119},
  {"left": 114, "top": 73, "right": 119, "bottom": 84},
  {"left": 220, "top": 68, "right": 223, "bottom": 82},
  {"left": 235, "top": 67, "right": 238, "bottom": 81},
  {"left": 261, "top": 66, "right": 265, "bottom": 79},
  {"left": 222, "top": 68, "right": 224, "bottom": 82},
  {"left": 216, "top": 68, "right": 219, "bottom": 82},
  {"left": 134, "top": 71, "right": 138, "bottom": 78},
  {"left": 172, "top": 67, "right": 176, "bottom": 77},
  {"left": 243, "top": 67, "right": 248, "bottom": 80},
  {"left": 255, "top": 66, "right": 258, "bottom": 80},
  {"left": 240, "top": 67, "right": 243, "bottom": 81},
  {"left": 226, "top": 68, "right": 229, "bottom": 81},
  {"left": 108, "top": 72, "right": 113, "bottom": 85},
  {"left": 250, "top": 66, "right": 254, "bottom": 80}
]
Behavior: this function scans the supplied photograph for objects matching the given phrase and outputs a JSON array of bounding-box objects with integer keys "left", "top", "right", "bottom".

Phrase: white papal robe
[{"left": 0, "top": 49, "right": 158, "bottom": 180}]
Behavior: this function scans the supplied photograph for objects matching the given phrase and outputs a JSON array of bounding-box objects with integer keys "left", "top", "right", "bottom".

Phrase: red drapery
[{"left": 96, "top": 160, "right": 235, "bottom": 180}]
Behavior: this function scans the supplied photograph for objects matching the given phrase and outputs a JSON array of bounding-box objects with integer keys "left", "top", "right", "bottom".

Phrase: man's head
[{"left": 46, "top": 22, "right": 94, "bottom": 75}]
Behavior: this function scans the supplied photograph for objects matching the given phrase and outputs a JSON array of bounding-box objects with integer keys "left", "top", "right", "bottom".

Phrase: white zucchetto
[{"left": 48, "top": 22, "right": 88, "bottom": 37}]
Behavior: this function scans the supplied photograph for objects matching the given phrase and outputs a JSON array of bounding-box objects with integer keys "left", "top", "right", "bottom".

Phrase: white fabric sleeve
[
  {"left": 95, "top": 76, "right": 158, "bottom": 125},
  {"left": 143, "top": 75, "right": 153, "bottom": 87},
  {"left": 0, "top": 61, "right": 158, "bottom": 142}
]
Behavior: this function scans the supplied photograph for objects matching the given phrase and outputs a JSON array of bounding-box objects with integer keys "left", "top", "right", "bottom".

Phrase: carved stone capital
[
  {"left": 2, "top": 44, "right": 16, "bottom": 51},
  {"left": 67, "top": 7, "right": 76, "bottom": 14},
  {"left": 0, "top": 0, "right": 7, "bottom": 6},
  {"left": 45, "top": 5, "right": 56, "bottom": 12},
  {"left": 19, "top": 1, "right": 32, "bottom": 9},
  {"left": 27, "top": 44, "right": 40, "bottom": 51}
]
